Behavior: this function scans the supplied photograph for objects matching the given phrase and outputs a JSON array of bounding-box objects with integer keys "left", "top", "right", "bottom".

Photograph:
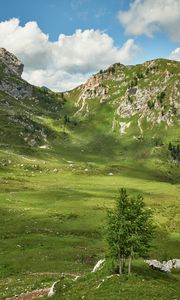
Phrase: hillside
[
  {"left": 0, "top": 49, "right": 180, "bottom": 299},
  {"left": 1, "top": 49, "right": 179, "bottom": 181}
]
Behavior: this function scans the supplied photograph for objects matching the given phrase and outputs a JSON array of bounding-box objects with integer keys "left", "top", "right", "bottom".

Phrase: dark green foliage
[
  {"left": 108, "top": 66, "right": 115, "bottom": 74},
  {"left": 128, "top": 77, "right": 138, "bottom": 88},
  {"left": 64, "top": 114, "right": 70, "bottom": 125},
  {"left": 147, "top": 100, "right": 154, "bottom": 109},
  {"left": 168, "top": 142, "right": 172, "bottom": 151},
  {"left": 128, "top": 95, "right": 133, "bottom": 104},
  {"left": 157, "top": 91, "right": 166, "bottom": 104},
  {"left": 171, "top": 105, "right": 177, "bottom": 115},
  {"left": 106, "top": 189, "right": 154, "bottom": 274},
  {"left": 154, "top": 137, "right": 163, "bottom": 146},
  {"left": 168, "top": 143, "right": 180, "bottom": 161},
  {"left": 137, "top": 72, "right": 144, "bottom": 79}
]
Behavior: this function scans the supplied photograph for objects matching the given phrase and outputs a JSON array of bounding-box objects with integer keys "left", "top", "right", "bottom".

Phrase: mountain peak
[
  {"left": 0, "top": 47, "right": 24, "bottom": 77},
  {"left": 0, "top": 48, "right": 32, "bottom": 99}
]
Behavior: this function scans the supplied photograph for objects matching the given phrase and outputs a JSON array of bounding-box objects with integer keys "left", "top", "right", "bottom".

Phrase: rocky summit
[
  {"left": 0, "top": 48, "right": 24, "bottom": 77},
  {"left": 0, "top": 48, "right": 32, "bottom": 99}
]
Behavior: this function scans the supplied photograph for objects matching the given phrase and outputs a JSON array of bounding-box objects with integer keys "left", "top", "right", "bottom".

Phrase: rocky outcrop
[
  {"left": 145, "top": 259, "right": 180, "bottom": 272},
  {"left": 92, "top": 259, "right": 105, "bottom": 273},
  {"left": 48, "top": 280, "right": 60, "bottom": 297},
  {"left": 0, "top": 48, "right": 23, "bottom": 77},
  {"left": 77, "top": 75, "right": 109, "bottom": 103},
  {"left": 0, "top": 48, "right": 32, "bottom": 98},
  {"left": 75, "top": 63, "right": 126, "bottom": 111},
  {"left": 0, "top": 78, "right": 32, "bottom": 99}
]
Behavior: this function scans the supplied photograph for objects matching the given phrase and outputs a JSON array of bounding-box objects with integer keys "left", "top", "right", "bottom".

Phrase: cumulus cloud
[
  {"left": 168, "top": 48, "right": 180, "bottom": 61},
  {"left": 0, "top": 18, "right": 139, "bottom": 91},
  {"left": 118, "top": 0, "right": 180, "bottom": 41}
]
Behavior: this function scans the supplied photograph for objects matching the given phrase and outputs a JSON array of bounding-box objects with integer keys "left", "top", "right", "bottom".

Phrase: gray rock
[
  {"left": 0, "top": 48, "right": 33, "bottom": 99},
  {"left": 161, "top": 260, "right": 173, "bottom": 272},
  {"left": 92, "top": 259, "right": 105, "bottom": 273},
  {"left": 173, "top": 259, "right": 180, "bottom": 269},
  {"left": 146, "top": 259, "right": 163, "bottom": 271},
  {"left": 0, "top": 48, "right": 23, "bottom": 77},
  {"left": 48, "top": 280, "right": 60, "bottom": 297},
  {"left": 128, "top": 87, "right": 137, "bottom": 95},
  {"left": 145, "top": 259, "right": 180, "bottom": 272},
  {"left": 0, "top": 79, "right": 32, "bottom": 99}
]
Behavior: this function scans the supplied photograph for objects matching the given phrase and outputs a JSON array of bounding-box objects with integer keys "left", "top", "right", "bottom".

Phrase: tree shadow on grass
[{"left": 132, "top": 264, "right": 179, "bottom": 283}]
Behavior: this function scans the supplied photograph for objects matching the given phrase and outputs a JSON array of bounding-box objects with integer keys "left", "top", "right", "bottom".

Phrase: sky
[{"left": 0, "top": 0, "right": 179, "bottom": 91}]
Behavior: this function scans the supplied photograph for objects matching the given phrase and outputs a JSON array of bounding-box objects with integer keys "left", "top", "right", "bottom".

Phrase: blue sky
[{"left": 0, "top": 0, "right": 179, "bottom": 90}]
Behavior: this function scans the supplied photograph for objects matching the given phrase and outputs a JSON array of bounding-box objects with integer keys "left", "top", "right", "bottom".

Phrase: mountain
[
  {"left": 0, "top": 48, "right": 66, "bottom": 149},
  {"left": 0, "top": 49, "right": 179, "bottom": 178}
]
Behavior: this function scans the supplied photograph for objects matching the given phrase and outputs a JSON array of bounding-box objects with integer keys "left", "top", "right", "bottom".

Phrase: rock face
[
  {"left": 0, "top": 48, "right": 24, "bottom": 77},
  {"left": 0, "top": 48, "right": 32, "bottom": 99},
  {"left": 0, "top": 78, "right": 33, "bottom": 99},
  {"left": 75, "top": 63, "right": 126, "bottom": 113}
]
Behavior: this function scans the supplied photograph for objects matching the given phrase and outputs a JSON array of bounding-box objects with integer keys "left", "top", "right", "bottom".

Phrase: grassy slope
[
  {"left": 0, "top": 58, "right": 180, "bottom": 299},
  {"left": 44, "top": 267, "right": 180, "bottom": 300},
  {"left": 0, "top": 155, "right": 179, "bottom": 299}
]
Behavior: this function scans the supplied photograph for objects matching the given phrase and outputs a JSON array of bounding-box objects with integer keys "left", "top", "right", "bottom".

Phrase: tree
[
  {"left": 157, "top": 91, "right": 166, "bottom": 104},
  {"left": 168, "top": 142, "right": 172, "bottom": 151},
  {"left": 106, "top": 188, "right": 154, "bottom": 275},
  {"left": 147, "top": 100, "right": 154, "bottom": 109},
  {"left": 64, "top": 114, "right": 70, "bottom": 125}
]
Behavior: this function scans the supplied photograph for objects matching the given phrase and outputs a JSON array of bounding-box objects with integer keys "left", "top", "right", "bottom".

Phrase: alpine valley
[{"left": 0, "top": 48, "right": 180, "bottom": 299}]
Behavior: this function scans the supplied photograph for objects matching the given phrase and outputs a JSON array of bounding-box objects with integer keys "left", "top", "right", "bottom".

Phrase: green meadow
[{"left": 0, "top": 146, "right": 179, "bottom": 299}]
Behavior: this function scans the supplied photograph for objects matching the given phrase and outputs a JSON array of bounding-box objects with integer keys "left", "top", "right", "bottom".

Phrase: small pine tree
[
  {"left": 157, "top": 91, "right": 166, "bottom": 104},
  {"left": 177, "top": 144, "right": 180, "bottom": 161},
  {"left": 106, "top": 189, "right": 154, "bottom": 274},
  {"left": 168, "top": 142, "right": 172, "bottom": 151},
  {"left": 137, "top": 72, "right": 144, "bottom": 79},
  {"left": 172, "top": 145, "right": 176, "bottom": 160},
  {"left": 147, "top": 100, "right": 154, "bottom": 109}
]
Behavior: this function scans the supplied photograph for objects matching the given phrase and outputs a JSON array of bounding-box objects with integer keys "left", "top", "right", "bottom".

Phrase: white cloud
[
  {"left": 23, "top": 69, "right": 91, "bottom": 92},
  {"left": 168, "top": 48, "right": 180, "bottom": 61},
  {"left": 0, "top": 18, "right": 139, "bottom": 91},
  {"left": 118, "top": 0, "right": 180, "bottom": 41}
]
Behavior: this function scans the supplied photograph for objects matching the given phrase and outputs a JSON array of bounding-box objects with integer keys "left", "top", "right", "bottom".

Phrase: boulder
[
  {"left": 173, "top": 259, "right": 180, "bottom": 269},
  {"left": 48, "top": 280, "right": 60, "bottom": 297},
  {"left": 161, "top": 260, "right": 173, "bottom": 272},
  {"left": 146, "top": 260, "right": 163, "bottom": 271},
  {"left": 92, "top": 259, "right": 105, "bottom": 273},
  {"left": 145, "top": 259, "right": 180, "bottom": 272}
]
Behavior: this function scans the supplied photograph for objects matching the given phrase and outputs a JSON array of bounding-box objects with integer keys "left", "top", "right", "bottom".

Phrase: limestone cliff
[{"left": 0, "top": 48, "right": 32, "bottom": 99}]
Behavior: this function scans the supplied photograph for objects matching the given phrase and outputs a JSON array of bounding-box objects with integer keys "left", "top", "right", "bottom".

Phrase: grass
[
  {"left": 0, "top": 155, "right": 179, "bottom": 299},
  {"left": 42, "top": 265, "right": 180, "bottom": 300}
]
